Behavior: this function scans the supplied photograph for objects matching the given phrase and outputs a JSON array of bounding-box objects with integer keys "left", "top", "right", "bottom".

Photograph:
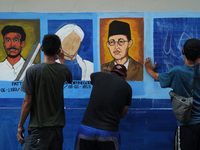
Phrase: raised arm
[
  {"left": 57, "top": 49, "right": 66, "bottom": 65},
  {"left": 145, "top": 57, "right": 159, "bottom": 81}
]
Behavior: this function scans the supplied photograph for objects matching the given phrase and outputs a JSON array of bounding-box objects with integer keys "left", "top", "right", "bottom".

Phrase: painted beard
[{"left": 6, "top": 48, "right": 21, "bottom": 58}]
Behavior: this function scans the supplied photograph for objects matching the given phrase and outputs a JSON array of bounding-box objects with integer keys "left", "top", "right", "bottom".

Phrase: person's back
[
  {"left": 75, "top": 64, "right": 132, "bottom": 150},
  {"left": 145, "top": 38, "right": 200, "bottom": 150},
  {"left": 17, "top": 34, "right": 72, "bottom": 150},
  {"left": 24, "top": 62, "right": 72, "bottom": 129},
  {"left": 82, "top": 72, "right": 132, "bottom": 131},
  {"left": 159, "top": 64, "right": 200, "bottom": 126}
]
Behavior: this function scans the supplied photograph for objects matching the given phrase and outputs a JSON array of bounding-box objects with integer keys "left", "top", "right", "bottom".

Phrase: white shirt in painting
[{"left": 0, "top": 57, "right": 25, "bottom": 81}]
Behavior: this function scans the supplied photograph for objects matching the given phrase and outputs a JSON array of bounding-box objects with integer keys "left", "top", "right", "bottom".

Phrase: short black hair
[
  {"left": 183, "top": 38, "right": 200, "bottom": 61},
  {"left": 1, "top": 25, "right": 26, "bottom": 41},
  {"left": 42, "top": 34, "right": 61, "bottom": 56}
]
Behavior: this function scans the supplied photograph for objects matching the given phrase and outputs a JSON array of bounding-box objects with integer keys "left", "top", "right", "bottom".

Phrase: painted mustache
[
  {"left": 113, "top": 50, "right": 121, "bottom": 54},
  {"left": 7, "top": 47, "right": 18, "bottom": 51}
]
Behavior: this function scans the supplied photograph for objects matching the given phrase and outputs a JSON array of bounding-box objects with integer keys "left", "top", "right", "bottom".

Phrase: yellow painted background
[
  {"left": 0, "top": 19, "right": 40, "bottom": 63},
  {"left": 100, "top": 18, "right": 144, "bottom": 65}
]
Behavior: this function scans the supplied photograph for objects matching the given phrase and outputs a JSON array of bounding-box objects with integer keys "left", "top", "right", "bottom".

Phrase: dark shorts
[
  {"left": 23, "top": 126, "right": 63, "bottom": 150},
  {"left": 174, "top": 124, "right": 200, "bottom": 150},
  {"left": 74, "top": 124, "right": 121, "bottom": 150}
]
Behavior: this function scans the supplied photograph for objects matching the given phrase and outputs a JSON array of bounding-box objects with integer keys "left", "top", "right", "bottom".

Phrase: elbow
[
  {"left": 120, "top": 114, "right": 126, "bottom": 119},
  {"left": 23, "top": 94, "right": 33, "bottom": 107},
  {"left": 23, "top": 99, "right": 32, "bottom": 108},
  {"left": 120, "top": 106, "right": 128, "bottom": 118}
]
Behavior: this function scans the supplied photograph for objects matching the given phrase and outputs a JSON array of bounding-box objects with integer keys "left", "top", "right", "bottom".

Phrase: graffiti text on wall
[
  {"left": 0, "top": 81, "right": 92, "bottom": 94},
  {"left": 0, "top": 82, "right": 22, "bottom": 93},
  {"left": 64, "top": 81, "right": 92, "bottom": 89}
]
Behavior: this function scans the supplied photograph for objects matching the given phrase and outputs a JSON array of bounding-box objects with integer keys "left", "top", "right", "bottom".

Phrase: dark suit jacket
[{"left": 101, "top": 56, "right": 143, "bottom": 81}]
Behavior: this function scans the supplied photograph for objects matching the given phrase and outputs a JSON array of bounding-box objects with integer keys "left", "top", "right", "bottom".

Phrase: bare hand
[
  {"left": 57, "top": 48, "right": 64, "bottom": 60},
  {"left": 144, "top": 57, "right": 159, "bottom": 81},
  {"left": 17, "top": 127, "right": 25, "bottom": 146},
  {"left": 145, "top": 57, "right": 157, "bottom": 72},
  {"left": 57, "top": 49, "right": 66, "bottom": 65}
]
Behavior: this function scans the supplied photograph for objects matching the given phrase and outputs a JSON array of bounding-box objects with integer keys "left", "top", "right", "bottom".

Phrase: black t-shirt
[{"left": 81, "top": 72, "right": 132, "bottom": 131}]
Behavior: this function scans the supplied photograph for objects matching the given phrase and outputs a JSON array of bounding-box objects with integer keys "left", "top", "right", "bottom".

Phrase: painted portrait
[
  {"left": 154, "top": 18, "right": 200, "bottom": 73},
  {"left": 100, "top": 18, "right": 144, "bottom": 81},
  {"left": 48, "top": 19, "right": 93, "bottom": 81},
  {"left": 0, "top": 19, "right": 40, "bottom": 81}
]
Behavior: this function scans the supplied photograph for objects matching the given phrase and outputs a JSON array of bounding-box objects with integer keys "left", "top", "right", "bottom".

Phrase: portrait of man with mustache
[
  {"left": 101, "top": 20, "right": 143, "bottom": 81},
  {"left": 0, "top": 25, "right": 26, "bottom": 81}
]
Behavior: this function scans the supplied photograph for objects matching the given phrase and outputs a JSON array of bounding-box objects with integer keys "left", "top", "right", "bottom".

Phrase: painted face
[
  {"left": 62, "top": 31, "right": 81, "bottom": 60},
  {"left": 3, "top": 32, "right": 25, "bottom": 58},
  {"left": 107, "top": 34, "right": 132, "bottom": 61}
]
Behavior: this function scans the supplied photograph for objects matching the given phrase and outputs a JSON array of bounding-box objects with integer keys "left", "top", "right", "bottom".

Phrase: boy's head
[
  {"left": 111, "top": 64, "right": 127, "bottom": 78},
  {"left": 183, "top": 38, "right": 200, "bottom": 61},
  {"left": 42, "top": 34, "right": 61, "bottom": 56}
]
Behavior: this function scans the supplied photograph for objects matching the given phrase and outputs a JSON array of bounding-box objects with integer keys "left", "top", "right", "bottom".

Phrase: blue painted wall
[
  {"left": 0, "top": 98, "right": 176, "bottom": 150},
  {"left": 1, "top": 11, "right": 200, "bottom": 150}
]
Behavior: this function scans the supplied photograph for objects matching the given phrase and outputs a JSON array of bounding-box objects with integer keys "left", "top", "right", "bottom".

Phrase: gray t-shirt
[{"left": 21, "top": 63, "right": 72, "bottom": 130}]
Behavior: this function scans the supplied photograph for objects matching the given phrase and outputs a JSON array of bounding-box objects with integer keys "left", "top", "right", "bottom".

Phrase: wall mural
[
  {"left": 48, "top": 19, "right": 94, "bottom": 81},
  {"left": 154, "top": 18, "right": 200, "bottom": 73},
  {"left": 0, "top": 12, "right": 200, "bottom": 99},
  {"left": 1, "top": 12, "right": 200, "bottom": 150},
  {"left": 0, "top": 19, "right": 40, "bottom": 81},
  {"left": 100, "top": 18, "right": 144, "bottom": 81}
]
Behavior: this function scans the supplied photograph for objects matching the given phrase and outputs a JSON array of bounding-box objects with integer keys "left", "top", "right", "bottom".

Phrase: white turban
[{"left": 55, "top": 24, "right": 84, "bottom": 42}]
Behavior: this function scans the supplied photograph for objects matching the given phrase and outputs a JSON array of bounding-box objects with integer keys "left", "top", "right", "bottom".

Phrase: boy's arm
[
  {"left": 57, "top": 49, "right": 65, "bottom": 65},
  {"left": 145, "top": 57, "right": 159, "bottom": 81},
  {"left": 121, "top": 106, "right": 129, "bottom": 118},
  {"left": 17, "top": 93, "right": 32, "bottom": 146}
]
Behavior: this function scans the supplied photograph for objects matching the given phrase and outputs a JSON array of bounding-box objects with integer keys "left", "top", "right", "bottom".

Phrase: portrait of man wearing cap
[
  {"left": 101, "top": 20, "right": 143, "bottom": 81},
  {"left": 55, "top": 24, "right": 93, "bottom": 80},
  {"left": 0, "top": 25, "right": 26, "bottom": 81}
]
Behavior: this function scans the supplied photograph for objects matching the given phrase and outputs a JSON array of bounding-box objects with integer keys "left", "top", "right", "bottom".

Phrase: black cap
[{"left": 108, "top": 20, "right": 131, "bottom": 41}]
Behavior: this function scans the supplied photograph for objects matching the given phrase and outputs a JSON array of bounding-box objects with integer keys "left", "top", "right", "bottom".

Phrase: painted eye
[
  {"left": 6, "top": 39, "right": 11, "bottom": 42},
  {"left": 118, "top": 40, "right": 125, "bottom": 45},
  {"left": 108, "top": 40, "right": 115, "bottom": 46},
  {"left": 14, "top": 39, "right": 19, "bottom": 42}
]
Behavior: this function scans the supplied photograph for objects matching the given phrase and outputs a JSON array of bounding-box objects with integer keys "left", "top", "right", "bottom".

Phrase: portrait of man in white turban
[{"left": 54, "top": 23, "right": 94, "bottom": 80}]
